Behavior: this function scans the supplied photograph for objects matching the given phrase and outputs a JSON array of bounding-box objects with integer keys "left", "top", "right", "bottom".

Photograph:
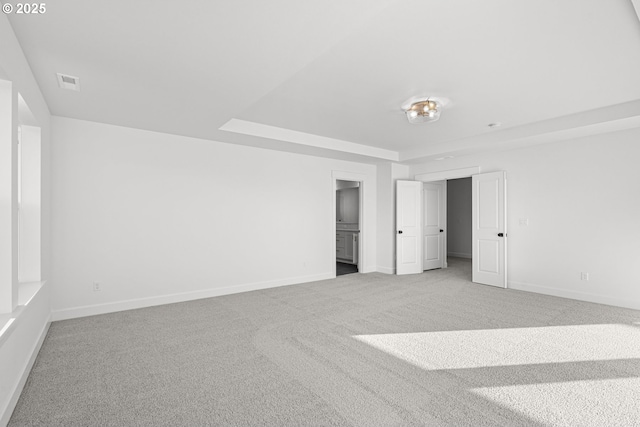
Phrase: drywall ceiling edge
[{"left": 220, "top": 119, "right": 399, "bottom": 161}]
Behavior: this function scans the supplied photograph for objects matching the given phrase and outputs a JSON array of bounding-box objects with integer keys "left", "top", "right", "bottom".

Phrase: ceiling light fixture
[{"left": 403, "top": 97, "right": 443, "bottom": 124}]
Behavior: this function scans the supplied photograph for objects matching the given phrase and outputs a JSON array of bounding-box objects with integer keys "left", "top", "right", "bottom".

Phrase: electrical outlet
[
  {"left": 93, "top": 282, "right": 101, "bottom": 292},
  {"left": 519, "top": 218, "right": 529, "bottom": 226},
  {"left": 580, "top": 272, "right": 589, "bottom": 281}
]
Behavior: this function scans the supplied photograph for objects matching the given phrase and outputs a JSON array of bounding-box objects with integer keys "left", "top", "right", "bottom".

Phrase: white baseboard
[
  {"left": 0, "top": 319, "right": 50, "bottom": 427},
  {"left": 447, "top": 252, "right": 471, "bottom": 259},
  {"left": 358, "top": 265, "right": 376, "bottom": 274},
  {"left": 509, "top": 281, "right": 640, "bottom": 311},
  {"left": 52, "top": 272, "right": 335, "bottom": 321},
  {"left": 377, "top": 266, "right": 395, "bottom": 274}
]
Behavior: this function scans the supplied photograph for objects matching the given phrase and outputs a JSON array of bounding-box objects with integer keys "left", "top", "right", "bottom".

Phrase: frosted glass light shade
[{"left": 404, "top": 98, "right": 442, "bottom": 124}]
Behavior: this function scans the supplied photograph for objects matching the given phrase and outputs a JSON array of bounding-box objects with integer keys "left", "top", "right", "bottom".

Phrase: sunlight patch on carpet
[
  {"left": 470, "top": 378, "right": 640, "bottom": 427},
  {"left": 353, "top": 324, "right": 640, "bottom": 370}
]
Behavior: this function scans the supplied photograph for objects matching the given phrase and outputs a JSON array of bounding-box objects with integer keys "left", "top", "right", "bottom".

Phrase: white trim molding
[
  {"left": 221, "top": 119, "right": 399, "bottom": 161},
  {"left": 52, "top": 273, "right": 334, "bottom": 321},
  {"left": 448, "top": 252, "right": 472, "bottom": 259},
  {"left": 509, "top": 281, "right": 640, "bottom": 311},
  {"left": 332, "top": 170, "right": 371, "bottom": 278},
  {"left": 415, "top": 166, "right": 480, "bottom": 182},
  {"left": 1, "top": 320, "right": 50, "bottom": 427}
]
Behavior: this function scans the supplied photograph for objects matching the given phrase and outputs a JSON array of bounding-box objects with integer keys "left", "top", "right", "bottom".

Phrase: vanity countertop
[{"left": 336, "top": 223, "right": 359, "bottom": 231}]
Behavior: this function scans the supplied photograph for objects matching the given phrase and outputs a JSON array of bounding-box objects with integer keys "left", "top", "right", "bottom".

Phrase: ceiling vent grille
[{"left": 56, "top": 73, "right": 80, "bottom": 91}]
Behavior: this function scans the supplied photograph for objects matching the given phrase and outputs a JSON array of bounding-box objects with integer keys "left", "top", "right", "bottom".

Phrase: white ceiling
[{"left": 7, "top": 0, "right": 640, "bottom": 163}]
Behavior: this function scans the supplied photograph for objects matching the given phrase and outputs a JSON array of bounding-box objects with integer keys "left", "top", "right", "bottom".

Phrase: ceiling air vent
[{"left": 56, "top": 73, "right": 80, "bottom": 91}]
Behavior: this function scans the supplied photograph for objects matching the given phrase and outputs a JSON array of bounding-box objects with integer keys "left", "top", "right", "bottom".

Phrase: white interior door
[
  {"left": 396, "top": 180, "right": 423, "bottom": 275},
  {"left": 472, "top": 171, "right": 507, "bottom": 287},
  {"left": 423, "top": 181, "right": 445, "bottom": 271}
]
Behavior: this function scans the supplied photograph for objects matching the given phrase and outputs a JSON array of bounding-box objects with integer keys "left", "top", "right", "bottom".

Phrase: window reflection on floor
[{"left": 354, "top": 324, "right": 640, "bottom": 426}]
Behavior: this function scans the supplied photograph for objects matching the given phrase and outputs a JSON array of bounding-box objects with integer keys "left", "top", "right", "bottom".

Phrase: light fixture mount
[{"left": 402, "top": 96, "right": 445, "bottom": 124}]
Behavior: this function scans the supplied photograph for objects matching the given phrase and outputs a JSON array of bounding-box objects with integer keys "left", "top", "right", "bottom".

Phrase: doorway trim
[
  {"left": 332, "top": 171, "right": 369, "bottom": 278},
  {"left": 415, "top": 167, "right": 479, "bottom": 269},
  {"left": 415, "top": 166, "right": 480, "bottom": 183}
]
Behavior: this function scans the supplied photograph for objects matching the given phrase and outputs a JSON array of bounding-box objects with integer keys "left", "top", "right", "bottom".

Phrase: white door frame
[
  {"left": 415, "top": 167, "right": 480, "bottom": 269},
  {"left": 332, "top": 171, "right": 368, "bottom": 278}
]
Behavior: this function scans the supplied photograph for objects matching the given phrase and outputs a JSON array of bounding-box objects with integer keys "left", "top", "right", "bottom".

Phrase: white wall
[
  {"left": 51, "top": 116, "right": 377, "bottom": 319},
  {"left": 376, "top": 162, "right": 409, "bottom": 274},
  {"left": 0, "top": 285, "right": 50, "bottom": 427},
  {"left": 18, "top": 125, "right": 42, "bottom": 282},
  {"left": 446, "top": 177, "right": 472, "bottom": 258},
  {"left": 411, "top": 128, "right": 640, "bottom": 310},
  {"left": 0, "top": 13, "right": 51, "bottom": 427},
  {"left": 0, "top": 79, "right": 18, "bottom": 313}
]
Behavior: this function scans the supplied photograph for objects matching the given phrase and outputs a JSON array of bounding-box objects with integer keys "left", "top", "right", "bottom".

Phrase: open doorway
[
  {"left": 419, "top": 177, "right": 471, "bottom": 272},
  {"left": 336, "top": 180, "right": 360, "bottom": 276},
  {"left": 445, "top": 177, "right": 472, "bottom": 276},
  {"left": 406, "top": 168, "right": 476, "bottom": 276},
  {"left": 406, "top": 168, "right": 506, "bottom": 287},
  {"left": 446, "top": 177, "right": 472, "bottom": 260}
]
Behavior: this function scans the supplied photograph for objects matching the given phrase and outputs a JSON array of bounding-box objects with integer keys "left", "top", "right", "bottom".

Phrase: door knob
[
  {"left": 440, "top": 229, "right": 444, "bottom": 233},
  {"left": 398, "top": 230, "right": 403, "bottom": 234},
  {"left": 498, "top": 233, "right": 504, "bottom": 237}
]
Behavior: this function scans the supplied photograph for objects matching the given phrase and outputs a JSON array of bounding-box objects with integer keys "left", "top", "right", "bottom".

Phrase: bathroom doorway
[{"left": 336, "top": 180, "right": 360, "bottom": 276}]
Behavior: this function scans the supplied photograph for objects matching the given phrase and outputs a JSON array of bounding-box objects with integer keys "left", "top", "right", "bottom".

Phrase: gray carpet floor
[{"left": 9, "top": 258, "right": 640, "bottom": 427}]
